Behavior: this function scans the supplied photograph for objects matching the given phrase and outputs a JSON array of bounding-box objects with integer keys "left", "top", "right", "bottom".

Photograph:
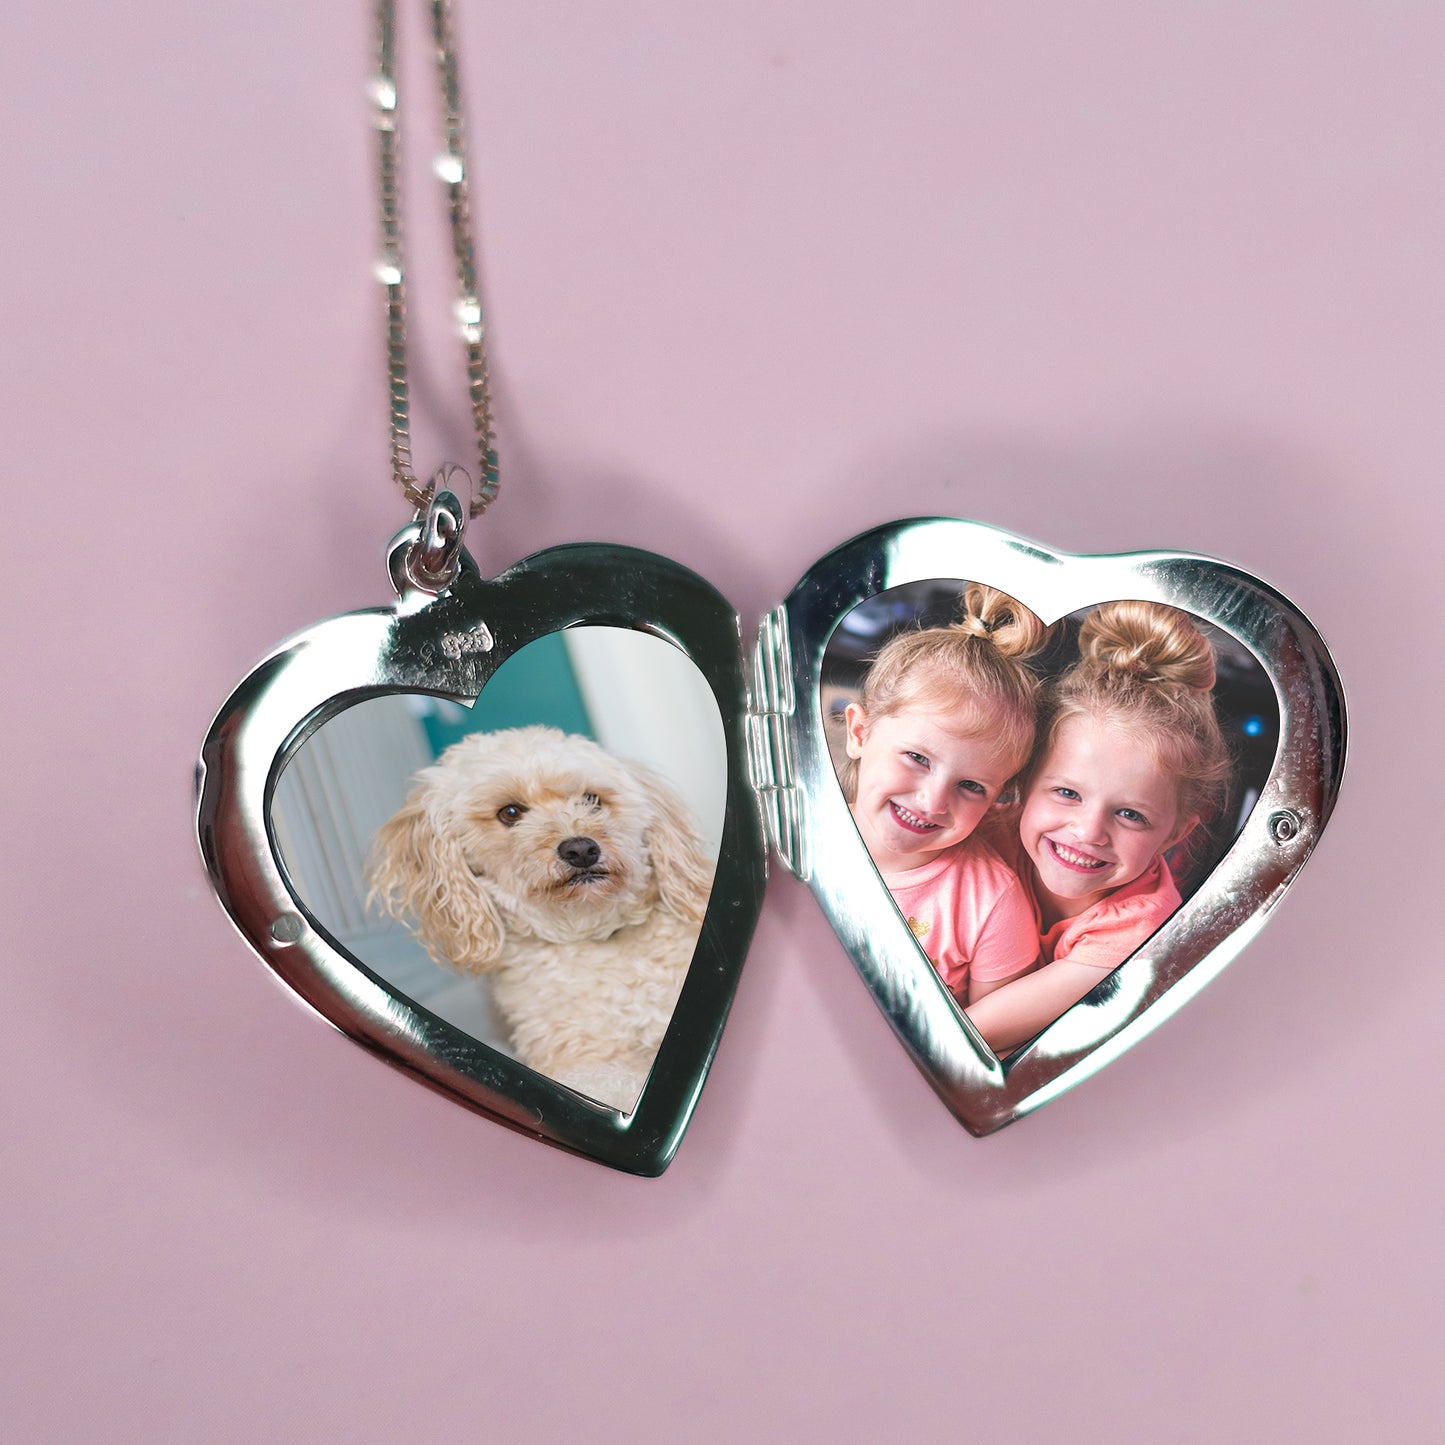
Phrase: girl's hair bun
[
  {"left": 1077, "top": 600, "right": 1216, "bottom": 692},
  {"left": 1043, "top": 599, "right": 1230, "bottom": 876},
  {"left": 844, "top": 584, "right": 1050, "bottom": 797},
  {"left": 955, "top": 583, "right": 1049, "bottom": 661}
]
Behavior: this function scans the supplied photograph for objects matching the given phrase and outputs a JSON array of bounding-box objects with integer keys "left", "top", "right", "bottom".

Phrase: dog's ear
[
  {"left": 636, "top": 767, "right": 714, "bottom": 924},
  {"left": 367, "top": 793, "right": 506, "bottom": 973}
]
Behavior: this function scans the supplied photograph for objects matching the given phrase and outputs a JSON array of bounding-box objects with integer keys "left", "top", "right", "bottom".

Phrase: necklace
[
  {"left": 376, "top": 0, "right": 497, "bottom": 524},
  {"left": 197, "top": 1, "right": 1346, "bottom": 1172},
  {"left": 200, "top": 0, "right": 766, "bottom": 1174}
]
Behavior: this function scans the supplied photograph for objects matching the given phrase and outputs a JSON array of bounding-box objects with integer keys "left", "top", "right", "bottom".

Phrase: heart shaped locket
[
  {"left": 199, "top": 498, "right": 766, "bottom": 1175},
  {"left": 752, "top": 517, "right": 1344, "bottom": 1137},
  {"left": 198, "top": 501, "right": 1343, "bottom": 1171}
]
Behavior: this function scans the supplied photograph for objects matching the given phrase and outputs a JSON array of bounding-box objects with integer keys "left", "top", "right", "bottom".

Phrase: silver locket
[{"left": 197, "top": 500, "right": 1344, "bottom": 1172}]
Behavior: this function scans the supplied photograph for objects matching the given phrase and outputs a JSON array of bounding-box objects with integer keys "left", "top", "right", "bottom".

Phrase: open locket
[{"left": 197, "top": 500, "right": 1344, "bottom": 1174}]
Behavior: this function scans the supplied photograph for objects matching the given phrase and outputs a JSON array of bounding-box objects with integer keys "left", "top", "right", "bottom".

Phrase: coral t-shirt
[
  {"left": 1036, "top": 855, "right": 1183, "bottom": 971},
  {"left": 880, "top": 838, "right": 1038, "bottom": 1001}
]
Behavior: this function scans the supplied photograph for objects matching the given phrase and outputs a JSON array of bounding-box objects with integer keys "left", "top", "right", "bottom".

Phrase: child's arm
[
  {"left": 967, "top": 884, "right": 1174, "bottom": 1051},
  {"left": 965, "top": 959, "right": 1107, "bottom": 1054},
  {"left": 961, "top": 875, "right": 1037, "bottom": 1007},
  {"left": 966, "top": 971, "right": 1020, "bottom": 1003}
]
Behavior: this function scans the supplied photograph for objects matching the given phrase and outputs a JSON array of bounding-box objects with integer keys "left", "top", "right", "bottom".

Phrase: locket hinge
[{"left": 746, "top": 606, "right": 810, "bottom": 882}]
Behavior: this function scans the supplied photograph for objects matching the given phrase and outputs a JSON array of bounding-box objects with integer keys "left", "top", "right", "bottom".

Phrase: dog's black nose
[{"left": 557, "top": 836, "right": 601, "bottom": 869}]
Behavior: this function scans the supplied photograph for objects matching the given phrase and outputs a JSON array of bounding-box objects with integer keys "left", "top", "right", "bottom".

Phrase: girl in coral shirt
[
  {"left": 966, "top": 600, "right": 1230, "bottom": 1054},
  {"left": 843, "top": 586, "right": 1049, "bottom": 1005}
]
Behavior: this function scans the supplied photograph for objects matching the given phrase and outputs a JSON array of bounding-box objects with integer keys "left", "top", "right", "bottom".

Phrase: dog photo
[
  {"left": 271, "top": 627, "right": 725, "bottom": 1112},
  {"left": 823, "top": 579, "right": 1276, "bottom": 1057}
]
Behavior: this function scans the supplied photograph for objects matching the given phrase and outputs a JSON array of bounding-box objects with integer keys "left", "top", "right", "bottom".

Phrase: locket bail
[{"left": 390, "top": 478, "right": 471, "bottom": 597}]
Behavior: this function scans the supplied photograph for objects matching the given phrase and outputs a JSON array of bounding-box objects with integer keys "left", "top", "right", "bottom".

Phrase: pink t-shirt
[
  {"left": 880, "top": 838, "right": 1038, "bottom": 1001},
  {"left": 1036, "top": 855, "right": 1183, "bottom": 971}
]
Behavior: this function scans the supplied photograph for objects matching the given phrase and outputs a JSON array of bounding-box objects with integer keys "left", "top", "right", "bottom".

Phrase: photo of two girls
[{"left": 824, "top": 580, "right": 1277, "bottom": 1056}]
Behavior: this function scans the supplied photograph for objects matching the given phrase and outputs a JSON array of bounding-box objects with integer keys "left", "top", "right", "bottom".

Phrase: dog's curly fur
[{"left": 368, "top": 725, "right": 714, "bottom": 1111}]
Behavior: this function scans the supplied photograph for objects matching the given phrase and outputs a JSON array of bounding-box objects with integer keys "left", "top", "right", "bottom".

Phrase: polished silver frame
[
  {"left": 750, "top": 518, "right": 1346, "bottom": 1135},
  {"left": 198, "top": 535, "right": 767, "bottom": 1176}
]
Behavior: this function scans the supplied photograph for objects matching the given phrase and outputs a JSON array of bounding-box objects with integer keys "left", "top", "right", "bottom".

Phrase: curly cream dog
[{"left": 369, "top": 725, "right": 714, "bottom": 1111}]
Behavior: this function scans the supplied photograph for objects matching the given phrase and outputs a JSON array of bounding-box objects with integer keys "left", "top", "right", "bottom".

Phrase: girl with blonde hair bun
[
  {"left": 966, "top": 600, "right": 1230, "bottom": 1054},
  {"left": 843, "top": 585, "right": 1051, "bottom": 1005}
]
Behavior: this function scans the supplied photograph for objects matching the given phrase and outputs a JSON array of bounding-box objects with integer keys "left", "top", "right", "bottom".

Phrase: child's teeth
[{"left": 894, "top": 804, "right": 935, "bottom": 829}]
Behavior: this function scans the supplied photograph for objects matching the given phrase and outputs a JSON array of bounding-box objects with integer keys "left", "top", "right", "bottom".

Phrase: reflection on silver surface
[{"left": 752, "top": 518, "right": 1346, "bottom": 1135}]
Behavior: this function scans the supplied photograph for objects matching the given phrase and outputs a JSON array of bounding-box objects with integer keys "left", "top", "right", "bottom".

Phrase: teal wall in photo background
[{"left": 417, "top": 632, "right": 594, "bottom": 757}]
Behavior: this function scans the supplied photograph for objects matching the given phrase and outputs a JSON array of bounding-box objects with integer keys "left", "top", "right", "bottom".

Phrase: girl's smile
[
  {"left": 889, "top": 800, "right": 941, "bottom": 833},
  {"left": 1044, "top": 837, "right": 1110, "bottom": 872},
  {"left": 845, "top": 703, "right": 1018, "bottom": 874},
  {"left": 1021, "top": 714, "right": 1196, "bottom": 926}
]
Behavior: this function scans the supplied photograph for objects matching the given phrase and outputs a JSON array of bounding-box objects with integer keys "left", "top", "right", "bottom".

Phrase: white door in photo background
[{"left": 562, "top": 627, "right": 725, "bottom": 843}]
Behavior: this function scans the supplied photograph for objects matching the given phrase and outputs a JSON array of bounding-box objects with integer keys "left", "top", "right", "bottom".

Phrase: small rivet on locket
[
  {"left": 1268, "top": 809, "right": 1302, "bottom": 845},
  {"left": 270, "top": 913, "right": 305, "bottom": 944}
]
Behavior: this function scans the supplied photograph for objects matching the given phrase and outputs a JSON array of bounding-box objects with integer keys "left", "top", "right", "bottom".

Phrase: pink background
[{"left": 4, "top": 2, "right": 1437, "bottom": 1439}]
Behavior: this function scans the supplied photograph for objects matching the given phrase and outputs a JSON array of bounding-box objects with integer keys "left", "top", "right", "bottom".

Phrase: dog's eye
[
  {"left": 496, "top": 803, "right": 528, "bottom": 826},
  {"left": 582, "top": 793, "right": 601, "bottom": 809}
]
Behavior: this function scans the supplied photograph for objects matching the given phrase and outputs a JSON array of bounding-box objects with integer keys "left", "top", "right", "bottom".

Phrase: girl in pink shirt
[
  {"left": 842, "top": 586, "right": 1049, "bottom": 1005},
  {"left": 966, "top": 601, "right": 1230, "bottom": 1054}
]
